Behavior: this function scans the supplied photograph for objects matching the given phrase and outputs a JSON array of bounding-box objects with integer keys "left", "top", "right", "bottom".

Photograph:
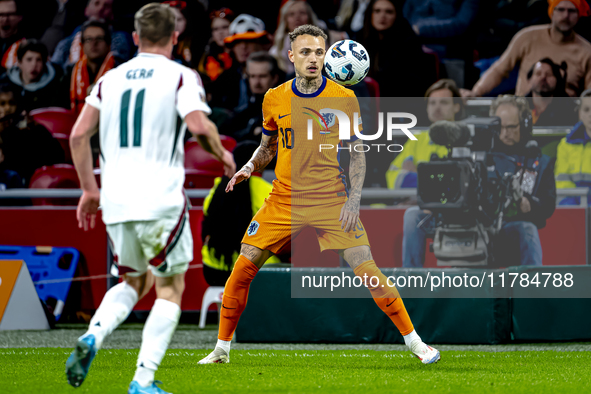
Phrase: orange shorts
[{"left": 241, "top": 197, "right": 370, "bottom": 254}]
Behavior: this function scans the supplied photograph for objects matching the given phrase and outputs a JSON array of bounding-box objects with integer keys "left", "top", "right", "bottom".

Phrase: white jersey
[{"left": 86, "top": 53, "right": 210, "bottom": 225}]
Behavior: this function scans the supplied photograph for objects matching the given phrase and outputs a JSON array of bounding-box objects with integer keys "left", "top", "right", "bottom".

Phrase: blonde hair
[
  {"left": 273, "top": 0, "right": 320, "bottom": 72},
  {"left": 489, "top": 95, "right": 531, "bottom": 124},
  {"left": 134, "top": 3, "right": 176, "bottom": 46}
]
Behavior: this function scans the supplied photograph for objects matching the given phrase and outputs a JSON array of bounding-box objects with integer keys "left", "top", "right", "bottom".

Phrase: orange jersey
[{"left": 262, "top": 76, "right": 363, "bottom": 205}]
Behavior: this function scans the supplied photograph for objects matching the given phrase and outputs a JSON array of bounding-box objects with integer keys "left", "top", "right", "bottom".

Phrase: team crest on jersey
[
  {"left": 321, "top": 112, "right": 336, "bottom": 127},
  {"left": 303, "top": 107, "right": 331, "bottom": 134},
  {"left": 247, "top": 221, "right": 260, "bottom": 236}
]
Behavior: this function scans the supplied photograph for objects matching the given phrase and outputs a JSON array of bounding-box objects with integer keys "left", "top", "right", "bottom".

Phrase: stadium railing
[{"left": 0, "top": 187, "right": 587, "bottom": 206}]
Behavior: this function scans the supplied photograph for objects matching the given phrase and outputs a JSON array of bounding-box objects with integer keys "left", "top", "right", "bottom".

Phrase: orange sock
[
  {"left": 353, "top": 260, "right": 414, "bottom": 336},
  {"left": 218, "top": 255, "right": 259, "bottom": 341}
]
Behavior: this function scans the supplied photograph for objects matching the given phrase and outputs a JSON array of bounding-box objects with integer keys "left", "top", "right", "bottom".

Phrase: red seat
[
  {"left": 364, "top": 76, "right": 380, "bottom": 98},
  {"left": 29, "top": 164, "right": 101, "bottom": 206},
  {"left": 29, "top": 164, "right": 80, "bottom": 206},
  {"left": 184, "top": 169, "right": 219, "bottom": 189},
  {"left": 184, "top": 169, "right": 220, "bottom": 206},
  {"left": 30, "top": 107, "right": 77, "bottom": 136},
  {"left": 184, "top": 135, "right": 237, "bottom": 173},
  {"left": 52, "top": 132, "right": 72, "bottom": 164}
]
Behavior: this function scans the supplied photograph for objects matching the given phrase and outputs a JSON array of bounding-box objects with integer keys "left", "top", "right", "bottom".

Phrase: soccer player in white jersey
[{"left": 65, "top": 4, "right": 235, "bottom": 393}]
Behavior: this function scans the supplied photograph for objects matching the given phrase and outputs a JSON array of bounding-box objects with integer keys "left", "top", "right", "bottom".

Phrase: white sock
[
  {"left": 133, "top": 364, "right": 156, "bottom": 388},
  {"left": 216, "top": 339, "right": 231, "bottom": 354},
  {"left": 134, "top": 299, "right": 181, "bottom": 387},
  {"left": 85, "top": 282, "right": 138, "bottom": 349},
  {"left": 403, "top": 329, "right": 421, "bottom": 348}
]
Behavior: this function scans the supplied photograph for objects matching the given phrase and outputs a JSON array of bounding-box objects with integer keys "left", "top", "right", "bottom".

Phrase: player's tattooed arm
[
  {"left": 250, "top": 133, "right": 279, "bottom": 172},
  {"left": 226, "top": 133, "right": 278, "bottom": 192},
  {"left": 340, "top": 139, "right": 366, "bottom": 232}
]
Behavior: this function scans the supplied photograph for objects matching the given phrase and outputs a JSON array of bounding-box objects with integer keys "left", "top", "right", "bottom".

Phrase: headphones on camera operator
[{"left": 489, "top": 95, "right": 533, "bottom": 141}]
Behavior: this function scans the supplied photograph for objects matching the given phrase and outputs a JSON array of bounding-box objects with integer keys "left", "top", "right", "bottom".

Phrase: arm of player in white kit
[
  {"left": 70, "top": 103, "right": 100, "bottom": 230},
  {"left": 177, "top": 69, "right": 235, "bottom": 177},
  {"left": 185, "top": 110, "right": 235, "bottom": 177}
]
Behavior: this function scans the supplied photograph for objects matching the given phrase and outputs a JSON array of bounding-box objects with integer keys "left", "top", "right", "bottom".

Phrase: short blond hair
[
  {"left": 490, "top": 95, "right": 531, "bottom": 124},
  {"left": 134, "top": 3, "right": 176, "bottom": 45}
]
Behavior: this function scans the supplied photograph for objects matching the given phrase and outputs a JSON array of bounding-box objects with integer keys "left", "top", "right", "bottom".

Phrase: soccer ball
[{"left": 323, "top": 39, "right": 370, "bottom": 86}]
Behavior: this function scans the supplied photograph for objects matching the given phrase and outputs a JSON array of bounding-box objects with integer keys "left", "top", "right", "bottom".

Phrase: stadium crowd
[{"left": 0, "top": 0, "right": 590, "bottom": 267}]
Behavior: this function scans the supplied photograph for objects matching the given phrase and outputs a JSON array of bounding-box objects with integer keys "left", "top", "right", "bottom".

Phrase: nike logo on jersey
[
  {"left": 355, "top": 233, "right": 365, "bottom": 239},
  {"left": 222, "top": 304, "right": 236, "bottom": 310},
  {"left": 278, "top": 113, "right": 291, "bottom": 119},
  {"left": 386, "top": 300, "right": 396, "bottom": 307}
]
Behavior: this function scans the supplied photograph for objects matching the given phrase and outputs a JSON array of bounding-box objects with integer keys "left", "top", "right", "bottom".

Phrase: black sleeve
[{"left": 524, "top": 157, "right": 556, "bottom": 223}]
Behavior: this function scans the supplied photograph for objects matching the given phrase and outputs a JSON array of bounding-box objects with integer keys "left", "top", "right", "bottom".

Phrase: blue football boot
[
  {"left": 65, "top": 334, "right": 97, "bottom": 387},
  {"left": 128, "top": 380, "right": 171, "bottom": 394}
]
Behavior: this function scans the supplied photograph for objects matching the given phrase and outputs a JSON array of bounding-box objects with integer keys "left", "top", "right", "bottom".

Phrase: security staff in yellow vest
[
  {"left": 385, "top": 79, "right": 464, "bottom": 189},
  {"left": 201, "top": 141, "right": 281, "bottom": 286},
  {"left": 555, "top": 89, "right": 591, "bottom": 205}
]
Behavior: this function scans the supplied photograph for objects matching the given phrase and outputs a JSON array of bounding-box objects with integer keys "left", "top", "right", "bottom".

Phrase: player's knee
[
  {"left": 154, "top": 274, "right": 185, "bottom": 305},
  {"left": 123, "top": 272, "right": 149, "bottom": 298},
  {"left": 343, "top": 245, "right": 372, "bottom": 269}
]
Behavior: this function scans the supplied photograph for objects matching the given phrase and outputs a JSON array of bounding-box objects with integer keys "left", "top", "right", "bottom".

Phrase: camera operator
[
  {"left": 402, "top": 95, "right": 556, "bottom": 267},
  {"left": 489, "top": 96, "right": 556, "bottom": 266}
]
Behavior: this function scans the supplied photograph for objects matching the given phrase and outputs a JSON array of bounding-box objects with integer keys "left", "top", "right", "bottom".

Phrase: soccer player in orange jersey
[{"left": 199, "top": 25, "right": 440, "bottom": 365}]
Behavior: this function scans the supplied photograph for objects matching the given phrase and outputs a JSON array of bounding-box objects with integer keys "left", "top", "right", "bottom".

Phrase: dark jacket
[
  {"left": 220, "top": 94, "right": 264, "bottom": 143},
  {"left": 0, "top": 63, "right": 67, "bottom": 111},
  {"left": 403, "top": 0, "right": 480, "bottom": 39},
  {"left": 208, "top": 63, "right": 248, "bottom": 112},
  {"left": 490, "top": 144, "right": 556, "bottom": 229},
  {"left": 0, "top": 121, "right": 65, "bottom": 184},
  {"left": 356, "top": 17, "right": 435, "bottom": 98},
  {"left": 527, "top": 95, "right": 578, "bottom": 127}
]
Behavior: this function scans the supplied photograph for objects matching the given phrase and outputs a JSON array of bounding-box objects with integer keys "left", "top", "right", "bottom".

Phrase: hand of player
[
  {"left": 339, "top": 199, "right": 360, "bottom": 233},
  {"left": 76, "top": 189, "right": 100, "bottom": 231},
  {"left": 225, "top": 165, "right": 252, "bottom": 192},
  {"left": 221, "top": 149, "right": 236, "bottom": 178}
]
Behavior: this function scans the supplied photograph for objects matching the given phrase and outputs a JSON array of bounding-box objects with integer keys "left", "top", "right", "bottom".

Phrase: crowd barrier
[{"left": 0, "top": 188, "right": 587, "bottom": 314}]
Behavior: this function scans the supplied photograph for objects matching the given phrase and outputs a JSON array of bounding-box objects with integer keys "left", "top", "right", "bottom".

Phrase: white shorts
[{"left": 107, "top": 205, "right": 193, "bottom": 278}]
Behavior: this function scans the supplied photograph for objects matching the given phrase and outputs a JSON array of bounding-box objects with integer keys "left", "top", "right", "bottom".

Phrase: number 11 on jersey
[{"left": 120, "top": 89, "right": 145, "bottom": 148}]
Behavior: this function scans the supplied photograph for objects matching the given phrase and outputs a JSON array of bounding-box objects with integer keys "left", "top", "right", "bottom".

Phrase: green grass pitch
[{"left": 1, "top": 348, "right": 590, "bottom": 393}]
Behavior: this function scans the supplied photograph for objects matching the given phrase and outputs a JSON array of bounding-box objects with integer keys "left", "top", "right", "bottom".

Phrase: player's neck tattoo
[{"left": 295, "top": 72, "right": 323, "bottom": 94}]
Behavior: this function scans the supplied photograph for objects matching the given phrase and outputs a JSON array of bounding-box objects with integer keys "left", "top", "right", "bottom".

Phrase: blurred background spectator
[
  {"left": 40, "top": 0, "right": 88, "bottom": 55},
  {"left": 219, "top": 51, "right": 280, "bottom": 143},
  {"left": 208, "top": 14, "right": 270, "bottom": 114},
  {"left": 198, "top": 7, "right": 234, "bottom": 83},
  {"left": 68, "top": 20, "right": 116, "bottom": 115},
  {"left": 0, "top": 83, "right": 64, "bottom": 184},
  {"left": 385, "top": 79, "right": 462, "bottom": 190},
  {"left": 555, "top": 89, "right": 591, "bottom": 205},
  {"left": 356, "top": 0, "right": 436, "bottom": 98},
  {"left": 270, "top": 0, "right": 322, "bottom": 76},
  {"left": 0, "top": 39, "right": 65, "bottom": 111},
  {"left": 0, "top": 0, "right": 25, "bottom": 71},
  {"left": 0, "top": 135, "right": 22, "bottom": 189},
  {"left": 464, "top": 0, "right": 591, "bottom": 98},
  {"left": 526, "top": 57, "right": 578, "bottom": 126},
  {"left": 475, "top": 0, "right": 550, "bottom": 60},
  {"left": 163, "top": 0, "right": 209, "bottom": 68},
  {"left": 335, "top": 0, "right": 370, "bottom": 36},
  {"left": 201, "top": 140, "right": 281, "bottom": 286},
  {"left": 51, "top": 0, "right": 131, "bottom": 71}
]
